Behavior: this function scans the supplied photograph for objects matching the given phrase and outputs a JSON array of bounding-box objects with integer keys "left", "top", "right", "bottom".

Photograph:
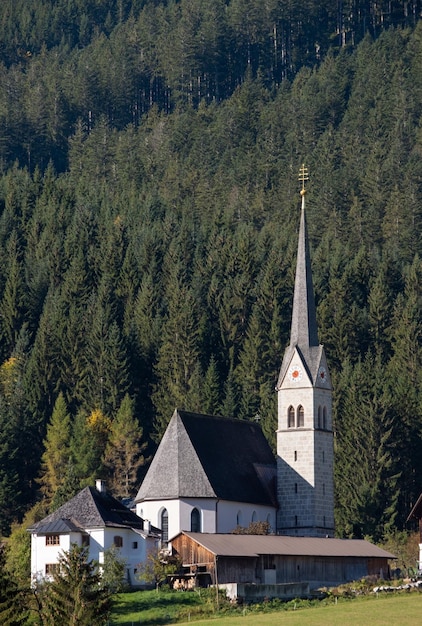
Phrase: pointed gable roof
[
  {"left": 29, "top": 486, "right": 146, "bottom": 534},
  {"left": 290, "top": 198, "right": 319, "bottom": 350},
  {"left": 277, "top": 187, "right": 324, "bottom": 388},
  {"left": 136, "top": 409, "right": 277, "bottom": 507}
]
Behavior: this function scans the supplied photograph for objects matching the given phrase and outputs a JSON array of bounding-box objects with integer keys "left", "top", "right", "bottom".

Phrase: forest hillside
[{"left": 1, "top": 0, "right": 422, "bottom": 543}]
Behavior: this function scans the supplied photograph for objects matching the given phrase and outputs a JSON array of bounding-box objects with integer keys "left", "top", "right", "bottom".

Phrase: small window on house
[
  {"left": 161, "top": 509, "right": 168, "bottom": 544},
  {"left": 297, "top": 405, "right": 304, "bottom": 427},
  {"left": 82, "top": 534, "right": 90, "bottom": 547},
  {"left": 288, "top": 406, "right": 295, "bottom": 428},
  {"left": 132, "top": 541, "right": 138, "bottom": 549},
  {"left": 46, "top": 535, "right": 60, "bottom": 546},
  {"left": 323, "top": 407, "right": 327, "bottom": 430},
  {"left": 45, "top": 563, "right": 59, "bottom": 576},
  {"left": 295, "top": 483, "right": 298, "bottom": 493},
  {"left": 114, "top": 536, "right": 123, "bottom": 548},
  {"left": 191, "top": 508, "right": 201, "bottom": 533},
  {"left": 294, "top": 450, "right": 297, "bottom": 462}
]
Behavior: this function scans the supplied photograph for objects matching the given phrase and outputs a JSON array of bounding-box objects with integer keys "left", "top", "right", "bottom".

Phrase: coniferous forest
[{"left": 1, "top": 0, "right": 422, "bottom": 545}]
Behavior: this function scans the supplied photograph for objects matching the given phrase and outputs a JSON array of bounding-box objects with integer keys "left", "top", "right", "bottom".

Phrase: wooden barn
[{"left": 170, "top": 532, "right": 395, "bottom": 600}]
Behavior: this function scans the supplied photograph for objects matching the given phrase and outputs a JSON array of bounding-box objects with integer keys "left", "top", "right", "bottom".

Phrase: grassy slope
[{"left": 111, "top": 590, "right": 422, "bottom": 625}]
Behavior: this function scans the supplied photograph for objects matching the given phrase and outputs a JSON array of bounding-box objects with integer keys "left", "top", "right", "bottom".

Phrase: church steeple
[
  {"left": 276, "top": 165, "right": 334, "bottom": 538},
  {"left": 289, "top": 165, "right": 319, "bottom": 350}
]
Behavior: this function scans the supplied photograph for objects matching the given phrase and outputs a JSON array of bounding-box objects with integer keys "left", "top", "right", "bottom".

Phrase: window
[
  {"left": 191, "top": 508, "right": 201, "bottom": 533},
  {"left": 295, "top": 516, "right": 298, "bottom": 526},
  {"left": 82, "top": 535, "right": 90, "bottom": 547},
  {"left": 297, "top": 405, "right": 304, "bottom": 427},
  {"left": 323, "top": 407, "right": 327, "bottom": 430},
  {"left": 288, "top": 406, "right": 295, "bottom": 428},
  {"left": 45, "top": 563, "right": 59, "bottom": 576},
  {"left": 294, "top": 450, "right": 297, "bottom": 461},
  {"left": 114, "top": 536, "right": 123, "bottom": 548},
  {"left": 132, "top": 541, "right": 138, "bottom": 549},
  {"left": 46, "top": 535, "right": 60, "bottom": 546},
  {"left": 161, "top": 509, "right": 168, "bottom": 544},
  {"left": 323, "top": 483, "right": 325, "bottom": 495},
  {"left": 237, "top": 510, "right": 242, "bottom": 526},
  {"left": 317, "top": 406, "right": 321, "bottom": 429},
  {"left": 251, "top": 511, "right": 257, "bottom": 523},
  {"left": 295, "top": 483, "right": 298, "bottom": 493}
]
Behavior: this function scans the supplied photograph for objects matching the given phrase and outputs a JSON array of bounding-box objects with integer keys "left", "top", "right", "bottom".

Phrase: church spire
[{"left": 289, "top": 164, "right": 319, "bottom": 349}]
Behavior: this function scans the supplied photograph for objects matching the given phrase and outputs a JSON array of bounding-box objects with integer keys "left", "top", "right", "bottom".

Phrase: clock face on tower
[
  {"left": 288, "top": 365, "right": 302, "bottom": 382},
  {"left": 318, "top": 366, "right": 327, "bottom": 384}
]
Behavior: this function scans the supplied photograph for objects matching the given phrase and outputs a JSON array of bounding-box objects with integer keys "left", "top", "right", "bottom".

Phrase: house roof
[
  {"left": 136, "top": 409, "right": 277, "bottom": 507},
  {"left": 173, "top": 532, "right": 396, "bottom": 560},
  {"left": 29, "top": 486, "right": 152, "bottom": 534}
]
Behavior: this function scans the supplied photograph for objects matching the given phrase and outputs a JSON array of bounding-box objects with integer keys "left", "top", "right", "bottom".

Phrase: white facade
[
  {"left": 31, "top": 526, "right": 159, "bottom": 587},
  {"left": 137, "top": 498, "right": 277, "bottom": 542}
]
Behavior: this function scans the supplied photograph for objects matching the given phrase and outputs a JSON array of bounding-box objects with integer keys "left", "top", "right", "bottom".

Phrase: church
[
  {"left": 30, "top": 169, "right": 394, "bottom": 590},
  {"left": 135, "top": 167, "right": 335, "bottom": 540}
]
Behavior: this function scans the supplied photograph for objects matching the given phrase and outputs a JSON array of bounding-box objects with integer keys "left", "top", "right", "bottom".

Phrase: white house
[{"left": 29, "top": 480, "right": 160, "bottom": 587}]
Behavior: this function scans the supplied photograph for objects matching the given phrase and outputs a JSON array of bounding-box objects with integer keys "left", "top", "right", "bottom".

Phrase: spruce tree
[{"left": 41, "top": 544, "right": 112, "bottom": 625}]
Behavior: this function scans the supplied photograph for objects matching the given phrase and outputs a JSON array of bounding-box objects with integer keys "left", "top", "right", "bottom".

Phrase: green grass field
[{"left": 111, "top": 589, "right": 422, "bottom": 625}]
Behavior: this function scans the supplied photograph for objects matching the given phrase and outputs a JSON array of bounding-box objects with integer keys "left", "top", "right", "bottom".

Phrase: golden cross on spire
[{"left": 298, "top": 164, "right": 309, "bottom": 196}]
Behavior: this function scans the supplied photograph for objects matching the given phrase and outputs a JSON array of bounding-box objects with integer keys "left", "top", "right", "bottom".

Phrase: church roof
[
  {"left": 277, "top": 186, "right": 325, "bottom": 388},
  {"left": 135, "top": 409, "right": 277, "bottom": 507},
  {"left": 29, "top": 486, "right": 148, "bottom": 534}
]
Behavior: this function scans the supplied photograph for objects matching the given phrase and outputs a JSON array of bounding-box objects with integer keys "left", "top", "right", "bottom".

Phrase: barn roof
[
  {"left": 29, "top": 486, "right": 151, "bottom": 534},
  {"left": 136, "top": 409, "right": 277, "bottom": 506},
  {"left": 173, "top": 532, "right": 395, "bottom": 559}
]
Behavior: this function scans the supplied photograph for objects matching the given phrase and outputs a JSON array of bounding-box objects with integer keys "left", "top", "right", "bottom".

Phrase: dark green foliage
[
  {"left": 0, "top": 544, "right": 28, "bottom": 625},
  {"left": 40, "top": 544, "right": 112, "bottom": 625},
  {"left": 0, "top": 3, "right": 421, "bottom": 543}
]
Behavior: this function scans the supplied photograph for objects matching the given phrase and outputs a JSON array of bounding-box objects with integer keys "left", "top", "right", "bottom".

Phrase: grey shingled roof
[
  {"left": 277, "top": 196, "right": 325, "bottom": 388},
  {"left": 29, "top": 486, "right": 146, "bottom": 534},
  {"left": 136, "top": 410, "right": 276, "bottom": 507},
  {"left": 176, "top": 532, "right": 396, "bottom": 559}
]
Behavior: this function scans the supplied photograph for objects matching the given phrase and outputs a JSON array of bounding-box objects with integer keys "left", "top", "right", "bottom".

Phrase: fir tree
[{"left": 41, "top": 544, "right": 112, "bottom": 625}]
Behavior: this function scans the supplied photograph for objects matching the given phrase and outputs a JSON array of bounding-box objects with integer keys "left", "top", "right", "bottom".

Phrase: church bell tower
[{"left": 276, "top": 166, "right": 334, "bottom": 537}]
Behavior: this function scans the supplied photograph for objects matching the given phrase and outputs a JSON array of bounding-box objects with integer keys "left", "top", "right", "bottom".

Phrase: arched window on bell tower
[
  {"left": 297, "top": 405, "right": 304, "bottom": 427},
  {"left": 288, "top": 406, "right": 295, "bottom": 428},
  {"left": 317, "top": 406, "right": 321, "bottom": 429},
  {"left": 323, "top": 406, "right": 327, "bottom": 430}
]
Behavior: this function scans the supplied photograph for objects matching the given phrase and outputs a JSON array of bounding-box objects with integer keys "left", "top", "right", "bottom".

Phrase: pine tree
[
  {"left": 41, "top": 544, "right": 112, "bottom": 625},
  {"left": 103, "top": 394, "right": 147, "bottom": 499}
]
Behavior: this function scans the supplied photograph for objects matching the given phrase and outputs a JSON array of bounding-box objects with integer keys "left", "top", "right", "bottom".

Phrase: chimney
[
  {"left": 96, "top": 479, "right": 106, "bottom": 493},
  {"left": 143, "top": 519, "right": 151, "bottom": 533}
]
